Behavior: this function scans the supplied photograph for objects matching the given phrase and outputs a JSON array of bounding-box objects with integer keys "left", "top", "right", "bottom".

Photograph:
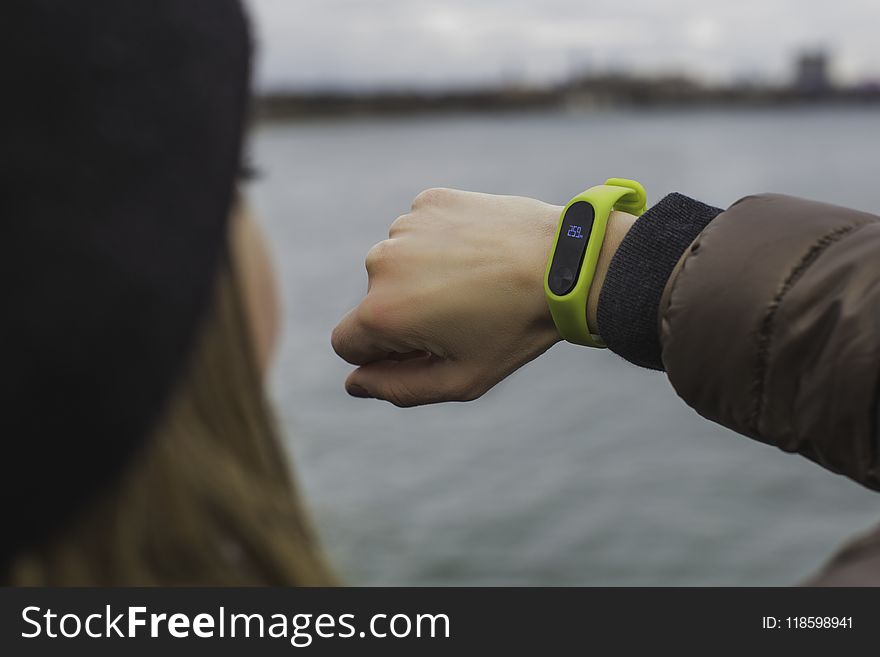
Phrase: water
[{"left": 248, "top": 107, "right": 880, "bottom": 586}]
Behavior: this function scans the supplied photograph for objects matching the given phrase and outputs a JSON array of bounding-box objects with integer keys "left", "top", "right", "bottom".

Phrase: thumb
[{"left": 345, "top": 357, "right": 479, "bottom": 407}]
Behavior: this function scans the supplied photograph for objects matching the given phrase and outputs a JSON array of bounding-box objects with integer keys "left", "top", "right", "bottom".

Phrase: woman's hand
[{"left": 331, "top": 188, "right": 634, "bottom": 407}]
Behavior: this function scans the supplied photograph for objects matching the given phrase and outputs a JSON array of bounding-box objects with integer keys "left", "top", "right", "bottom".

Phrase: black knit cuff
[{"left": 596, "top": 193, "right": 723, "bottom": 371}]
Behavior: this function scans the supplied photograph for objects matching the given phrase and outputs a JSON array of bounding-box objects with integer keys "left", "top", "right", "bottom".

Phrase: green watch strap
[{"left": 544, "top": 178, "right": 647, "bottom": 347}]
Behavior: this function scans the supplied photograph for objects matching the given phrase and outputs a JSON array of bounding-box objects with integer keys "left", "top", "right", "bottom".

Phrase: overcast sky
[{"left": 245, "top": 0, "right": 880, "bottom": 90}]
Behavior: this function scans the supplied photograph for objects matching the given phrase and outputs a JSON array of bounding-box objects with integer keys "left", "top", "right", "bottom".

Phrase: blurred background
[{"left": 242, "top": 0, "right": 880, "bottom": 585}]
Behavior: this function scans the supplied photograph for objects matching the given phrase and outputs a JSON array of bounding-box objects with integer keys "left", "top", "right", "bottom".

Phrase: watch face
[{"left": 547, "top": 201, "right": 595, "bottom": 296}]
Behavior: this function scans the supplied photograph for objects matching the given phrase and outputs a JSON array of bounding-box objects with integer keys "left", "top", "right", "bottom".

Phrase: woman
[
  {"left": 6, "top": 1, "right": 878, "bottom": 586},
  {"left": 4, "top": 0, "right": 332, "bottom": 584}
]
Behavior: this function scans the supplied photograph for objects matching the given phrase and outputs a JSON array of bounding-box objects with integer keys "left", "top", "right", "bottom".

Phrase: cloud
[{"left": 244, "top": 0, "right": 880, "bottom": 89}]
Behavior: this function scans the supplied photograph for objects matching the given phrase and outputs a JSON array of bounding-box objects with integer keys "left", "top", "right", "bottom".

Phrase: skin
[
  {"left": 233, "top": 191, "right": 636, "bottom": 403},
  {"left": 330, "top": 188, "right": 636, "bottom": 407},
  {"left": 231, "top": 205, "right": 281, "bottom": 375}
]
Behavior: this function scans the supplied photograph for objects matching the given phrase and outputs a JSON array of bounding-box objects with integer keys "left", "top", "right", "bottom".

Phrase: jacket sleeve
[{"left": 597, "top": 193, "right": 880, "bottom": 490}]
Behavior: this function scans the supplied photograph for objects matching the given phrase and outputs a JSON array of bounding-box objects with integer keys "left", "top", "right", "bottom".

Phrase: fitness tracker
[{"left": 544, "top": 178, "right": 647, "bottom": 347}]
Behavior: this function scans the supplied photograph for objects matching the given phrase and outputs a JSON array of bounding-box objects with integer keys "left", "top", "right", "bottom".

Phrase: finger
[
  {"left": 388, "top": 350, "right": 431, "bottom": 361},
  {"left": 345, "top": 357, "right": 480, "bottom": 407},
  {"left": 331, "top": 306, "right": 391, "bottom": 366}
]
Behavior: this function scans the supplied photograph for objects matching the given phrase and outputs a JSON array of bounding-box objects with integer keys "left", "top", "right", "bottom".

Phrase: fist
[{"left": 331, "top": 188, "right": 563, "bottom": 407}]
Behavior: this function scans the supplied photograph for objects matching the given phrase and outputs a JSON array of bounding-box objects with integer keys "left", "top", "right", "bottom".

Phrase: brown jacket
[{"left": 599, "top": 192, "right": 880, "bottom": 585}]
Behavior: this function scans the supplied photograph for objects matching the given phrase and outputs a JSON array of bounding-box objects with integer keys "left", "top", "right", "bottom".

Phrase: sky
[{"left": 245, "top": 0, "right": 880, "bottom": 91}]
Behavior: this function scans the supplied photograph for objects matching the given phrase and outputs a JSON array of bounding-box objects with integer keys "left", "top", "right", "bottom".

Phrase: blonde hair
[{"left": 9, "top": 255, "right": 335, "bottom": 585}]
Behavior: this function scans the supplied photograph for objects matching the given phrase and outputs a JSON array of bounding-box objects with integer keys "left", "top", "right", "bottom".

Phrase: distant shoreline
[{"left": 254, "top": 77, "right": 880, "bottom": 121}]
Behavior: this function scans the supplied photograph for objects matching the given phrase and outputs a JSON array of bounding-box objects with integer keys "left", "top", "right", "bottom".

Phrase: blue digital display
[{"left": 547, "top": 202, "right": 596, "bottom": 296}]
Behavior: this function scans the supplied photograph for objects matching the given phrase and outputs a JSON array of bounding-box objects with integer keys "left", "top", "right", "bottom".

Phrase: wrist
[
  {"left": 586, "top": 210, "right": 637, "bottom": 335},
  {"left": 595, "top": 193, "right": 723, "bottom": 370},
  {"left": 533, "top": 203, "right": 565, "bottom": 347},
  {"left": 544, "top": 179, "right": 646, "bottom": 347},
  {"left": 537, "top": 207, "right": 637, "bottom": 346}
]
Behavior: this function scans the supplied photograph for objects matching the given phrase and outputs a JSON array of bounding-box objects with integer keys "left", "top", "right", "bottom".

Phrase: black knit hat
[{"left": 1, "top": 1, "right": 251, "bottom": 565}]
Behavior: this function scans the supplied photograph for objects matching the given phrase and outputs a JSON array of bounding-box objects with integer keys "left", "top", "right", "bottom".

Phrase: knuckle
[
  {"left": 388, "top": 213, "right": 412, "bottom": 237},
  {"left": 330, "top": 322, "right": 352, "bottom": 358},
  {"left": 364, "top": 239, "right": 394, "bottom": 274},
  {"left": 385, "top": 382, "right": 418, "bottom": 408},
  {"left": 355, "top": 295, "right": 388, "bottom": 333},
  {"left": 330, "top": 324, "right": 345, "bottom": 354},
  {"left": 456, "top": 387, "right": 478, "bottom": 403},
  {"left": 453, "top": 377, "right": 483, "bottom": 402},
  {"left": 412, "top": 187, "right": 451, "bottom": 209},
  {"left": 385, "top": 392, "right": 412, "bottom": 408}
]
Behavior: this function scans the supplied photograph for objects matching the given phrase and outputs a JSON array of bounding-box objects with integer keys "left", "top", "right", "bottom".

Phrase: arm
[
  {"left": 332, "top": 188, "right": 880, "bottom": 490},
  {"left": 602, "top": 193, "right": 880, "bottom": 490},
  {"left": 607, "top": 191, "right": 880, "bottom": 586}
]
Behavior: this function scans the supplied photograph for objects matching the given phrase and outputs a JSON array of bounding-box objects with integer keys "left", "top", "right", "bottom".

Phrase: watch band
[{"left": 544, "top": 178, "right": 647, "bottom": 347}]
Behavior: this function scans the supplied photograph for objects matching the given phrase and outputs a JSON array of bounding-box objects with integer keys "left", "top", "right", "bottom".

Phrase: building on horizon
[{"left": 794, "top": 50, "right": 832, "bottom": 93}]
